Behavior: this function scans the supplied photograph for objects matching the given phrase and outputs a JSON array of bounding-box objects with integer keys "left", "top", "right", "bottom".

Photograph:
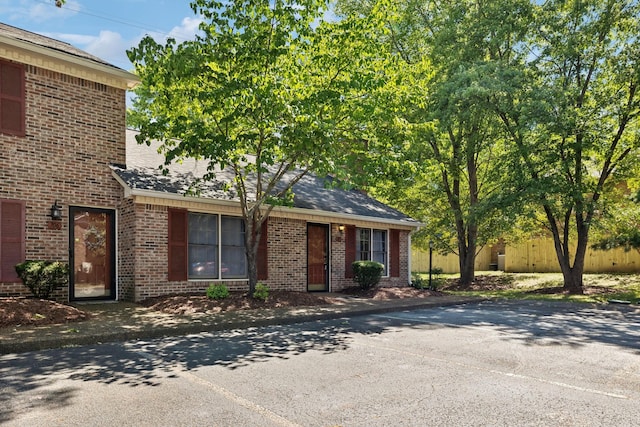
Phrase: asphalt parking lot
[{"left": 2, "top": 300, "right": 639, "bottom": 426}]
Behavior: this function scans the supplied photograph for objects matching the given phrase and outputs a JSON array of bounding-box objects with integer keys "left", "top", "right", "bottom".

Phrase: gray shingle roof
[
  {"left": 0, "top": 22, "right": 123, "bottom": 71},
  {"left": 112, "top": 130, "right": 419, "bottom": 225}
]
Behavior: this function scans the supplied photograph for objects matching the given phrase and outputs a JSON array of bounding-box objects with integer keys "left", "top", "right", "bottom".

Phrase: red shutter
[
  {"left": 344, "top": 225, "right": 356, "bottom": 278},
  {"left": 0, "top": 61, "right": 25, "bottom": 137},
  {"left": 168, "top": 208, "right": 187, "bottom": 281},
  {"left": 390, "top": 229, "right": 400, "bottom": 278},
  {"left": 257, "top": 219, "right": 268, "bottom": 280},
  {"left": 0, "top": 200, "right": 25, "bottom": 282}
]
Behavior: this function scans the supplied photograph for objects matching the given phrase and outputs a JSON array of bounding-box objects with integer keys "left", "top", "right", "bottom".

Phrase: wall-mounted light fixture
[
  {"left": 49, "top": 200, "right": 62, "bottom": 220},
  {"left": 338, "top": 224, "right": 345, "bottom": 234}
]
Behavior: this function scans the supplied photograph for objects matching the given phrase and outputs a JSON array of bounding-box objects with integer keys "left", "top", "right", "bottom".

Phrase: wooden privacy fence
[{"left": 412, "top": 238, "right": 640, "bottom": 274}]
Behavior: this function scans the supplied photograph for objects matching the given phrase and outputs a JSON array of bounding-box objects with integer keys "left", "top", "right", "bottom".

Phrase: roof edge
[
  {"left": 0, "top": 34, "right": 139, "bottom": 89},
  {"left": 111, "top": 171, "right": 423, "bottom": 229}
]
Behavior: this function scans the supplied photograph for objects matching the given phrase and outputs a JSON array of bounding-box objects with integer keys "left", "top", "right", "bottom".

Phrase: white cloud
[
  {"left": 46, "top": 30, "right": 132, "bottom": 70},
  {"left": 28, "top": 0, "right": 80, "bottom": 23},
  {"left": 145, "top": 16, "right": 203, "bottom": 44}
]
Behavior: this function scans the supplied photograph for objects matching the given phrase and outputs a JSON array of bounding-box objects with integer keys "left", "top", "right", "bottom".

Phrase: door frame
[
  {"left": 69, "top": 206, "right": 116, "bottom": 301},
  {"left": 307, "top": 222, "right": 330, "bottom": 292}
]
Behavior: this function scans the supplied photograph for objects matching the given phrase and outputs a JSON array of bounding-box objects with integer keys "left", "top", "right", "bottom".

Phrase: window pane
[
  {"left": 356, "top": 228, "right": 370, "bottom": 261},
  {"left": 189, "top": 213, "right": 217, "bottom": 245},
  {"left": 222, "top": 246, "right": 247, "bottom": 278},
  {"left": 373, "top": 230, "right": 388, "bottom": 275},
  {"left": 188, "top": 213, "right": 218, "bottom": 278},
  {"left": 221, "top": 216, "right": 247, "bottom": 279},
  {"left": 221, "top": 216, "right": 245, "bottom": 246}
]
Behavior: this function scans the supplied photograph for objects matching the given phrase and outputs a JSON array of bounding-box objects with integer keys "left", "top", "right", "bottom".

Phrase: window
[
  {"left": 0, "top": 199, "right": 25, "bottom": 282},
  {"left": 168, "top": 209, "right": 267, "bottom": 282},
  {"left": 188, "top": 213, "right": 219, "bottom": 279},
  {"left": 0, "top": 61, "right": 25, "bottom": 137},
  {"left": 221, "top": 216, "right": 247, "bottom": 279},
  {"left": 356, "top": 228, "right": 371, "bottom": 261},
  {"left": 356, "top": 228, "right": 388, "bottom": 276},
  {"left": 187, "top": 213, "right": 247, "bottom": 280}
]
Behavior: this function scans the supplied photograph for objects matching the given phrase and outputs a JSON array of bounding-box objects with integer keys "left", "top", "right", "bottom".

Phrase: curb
[{"left": 0, "top": 297, "right": 485, "bottom": 354}]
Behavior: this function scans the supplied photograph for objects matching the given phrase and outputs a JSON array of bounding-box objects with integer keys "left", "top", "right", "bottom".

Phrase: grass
[{"left": 414, "top": 271, "right": 640, "bottom": 304}]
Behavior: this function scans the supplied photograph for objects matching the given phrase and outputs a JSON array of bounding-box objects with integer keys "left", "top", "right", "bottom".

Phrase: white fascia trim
[
  {"left": 114, "top": 177, "right": 424, "bottom": 229},
  {"left": 0, "top": 35, "right": 139, "bottom": 89}
]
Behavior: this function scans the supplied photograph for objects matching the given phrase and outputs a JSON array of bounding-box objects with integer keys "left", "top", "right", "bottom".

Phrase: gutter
[{"left": 0, "top": 34, "right": 139, "bottom": 89}]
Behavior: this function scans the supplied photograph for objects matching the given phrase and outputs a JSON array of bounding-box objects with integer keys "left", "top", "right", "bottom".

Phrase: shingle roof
[
  {"left": 112, "top": 130, "right": 419, "bottom": 225},
  {"left": 0, "top": 22, "right": 123, "bottom": 71}
]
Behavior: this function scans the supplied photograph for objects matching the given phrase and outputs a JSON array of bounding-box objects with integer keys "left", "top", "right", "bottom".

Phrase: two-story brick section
[
  {"left": 1, "top": 23, "right": 421, "bottom": 303},
  {"left": 0, "top": 23, "right": 137, "bottom": 301}
]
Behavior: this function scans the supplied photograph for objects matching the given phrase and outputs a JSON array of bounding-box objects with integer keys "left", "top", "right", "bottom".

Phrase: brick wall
[
  {"left": 123, "top": 202, "right": 412, "bottom": 301},
  {"left": 0, "top": 62, "right": 127, "bottom": 299}
]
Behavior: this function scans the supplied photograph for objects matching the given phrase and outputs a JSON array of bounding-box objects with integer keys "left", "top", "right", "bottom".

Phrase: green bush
[
  {"left": 253, "top": 283, "right": 269, "bottom": 301},
  {"left": 206, "top": 283, "right": 229, "bottom": 300},
  {"left": 412, "top": 268, "right": 444, "bottom": 291},
  {"left": 15, "top": 260, "right": 69, "bottom": 299},
  {"left": 352, "top": 260, "right": 384, "bottom": 289}
]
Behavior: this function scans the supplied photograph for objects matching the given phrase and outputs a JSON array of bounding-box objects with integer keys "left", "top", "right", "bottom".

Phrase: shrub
[
  {"left": 411, "top": 274, "right": 428, "bottom": 289},
  {"left": 206, "top": 283, "right": 229, "bottom": 300},
  {"left": 412, "top": 268, "right": 444, "bottom": 291},
  {"left": 15, "top": 260, "right": 69, "bottom": 299},
  {"left": 352, "top": 260, "right": 384, "bottom": 289},
  {"left": 253, "top": 283, "right": 269, "bottom": 301}
]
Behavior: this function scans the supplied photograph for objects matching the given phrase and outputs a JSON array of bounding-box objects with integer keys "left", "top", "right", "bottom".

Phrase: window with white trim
[
  {"left": 356, "top": 228, "right": 388, "bottom": 276},
  {"left": 187, "top": 213, "right": 247, "bottom": 279}
]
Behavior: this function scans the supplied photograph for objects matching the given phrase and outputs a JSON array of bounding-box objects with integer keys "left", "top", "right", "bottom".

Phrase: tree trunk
[
  {"left": 459, "top": 247, "right": 476, "bottom": 285},
  {"left": 545, "top": 206, "right": 587, "bottom": 295},
  {"left": 244, "top": 211, "right": 263, "bottom": 297}
]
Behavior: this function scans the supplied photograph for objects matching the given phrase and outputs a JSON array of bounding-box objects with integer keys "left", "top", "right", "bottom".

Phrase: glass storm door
[
  {"left": 307, "top": 223, "right": 329, "bottom": 292},
  {"left": 70, "top": 207, "right": 115, "bottom": 300}
]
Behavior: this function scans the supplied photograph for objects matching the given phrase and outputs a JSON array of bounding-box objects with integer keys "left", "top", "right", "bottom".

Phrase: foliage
[
  {"left": 15, "top": 261, "right": 69, "bottom": 300},
  {"left": 127, "top": 0, "right": 390, "bottom": 295},
  {"left": 491, "top": 0, "right": 640, "bottom": 293},
  {"left": 412, "top": 268, "right": 444, "bottom": 291},
  {"left": 336, "top": 0, "right": 529, "bottom": 285},
  {"left": 591, "top": 192, "right": 640, "bottom": 254},
  {"left": 253, "top": 283, "right": 269, "bottom": 301},
  {"left": 352, "top": 260, "right": 384, "bottom": 289},
  {"left": 206, "top": 283, "right": 230, "bottom": 300}
]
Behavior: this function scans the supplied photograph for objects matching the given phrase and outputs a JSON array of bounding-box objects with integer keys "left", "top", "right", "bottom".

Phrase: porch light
[
  {"left": 49, "top": 200, "right": 62, "bottom": 220},
  {"left": 338, "top": 224, "right": 345, "bottom": 233}
]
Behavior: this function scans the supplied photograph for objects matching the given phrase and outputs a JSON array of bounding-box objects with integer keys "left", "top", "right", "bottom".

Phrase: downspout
[{"left": 407, "top": 233, "right": 412, "bottom": 286}]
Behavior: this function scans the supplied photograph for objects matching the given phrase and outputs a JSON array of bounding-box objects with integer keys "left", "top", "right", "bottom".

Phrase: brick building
[{"left": 0, "top": 24, "right": 420, "bottom": 303}]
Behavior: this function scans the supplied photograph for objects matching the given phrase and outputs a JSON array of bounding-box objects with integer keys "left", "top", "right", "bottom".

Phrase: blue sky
[{"left": 0, "top": 0, "right": 204, "bottom": 71}]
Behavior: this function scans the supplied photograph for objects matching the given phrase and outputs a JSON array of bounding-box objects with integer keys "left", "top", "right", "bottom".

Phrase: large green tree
[
  {"left": 127, "top": 0, "right": 388, "bottom": 294},
  {"left": 494, "top": 0, "right": 640, "bottom": 293},
  {"left": 338, "top": 0, "right": 530, "bottom": 284}
]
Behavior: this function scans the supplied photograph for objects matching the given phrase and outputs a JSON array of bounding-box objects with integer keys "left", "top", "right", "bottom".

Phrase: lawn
[{"left": 415, "top": 271, "right": 640, "bottom": 304}]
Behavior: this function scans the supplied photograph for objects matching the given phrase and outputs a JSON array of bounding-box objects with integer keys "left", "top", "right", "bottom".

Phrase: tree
[
  {"left": 591, "top": 181, "right": 640, "bottom": 255},
  {"left": 494, "top": 0, "right": 640, "bottom": 293},
  {"left": 337, "top": 0, "right": 530, "bottom": 284},
  {"left": 127, "top": 0, "right": 388, "bottom": 295}
]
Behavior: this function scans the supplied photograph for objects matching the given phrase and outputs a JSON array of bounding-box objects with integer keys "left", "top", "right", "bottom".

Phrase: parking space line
[
  {"left": 355, "top": 342, "right": 628, "bottom": 400},
  {"left": 178, "top": 368, "right": 303, "bottom": 427},
  {"left": 133, "top": 349, "right": 302, "bottom": 427}
]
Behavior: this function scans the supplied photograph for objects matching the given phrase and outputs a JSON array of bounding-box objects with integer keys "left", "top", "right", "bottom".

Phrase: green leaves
[{"left": 128, "top": 0, "right": 390, "bottom": 291}]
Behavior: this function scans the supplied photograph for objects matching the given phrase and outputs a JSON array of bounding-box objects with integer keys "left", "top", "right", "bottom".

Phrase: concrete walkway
[{"left": 0, "top": 295, "right": 483, "bottom": 354}]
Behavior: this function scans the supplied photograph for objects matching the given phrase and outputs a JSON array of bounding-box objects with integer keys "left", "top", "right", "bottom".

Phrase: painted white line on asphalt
[
  {"left": 357, "top": 337, "right": 628, "bottom": 400},
  {"left": 133, "top": 349, "right": 302, "bottom": 427},
  {"left": 178, "top": 368, "right": 303, "bottom": 427}
]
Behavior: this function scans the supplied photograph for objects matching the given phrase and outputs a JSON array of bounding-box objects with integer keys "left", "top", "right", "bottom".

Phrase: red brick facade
[
  {"left": 119, "top": 201, "right": 413, "bottom": 302},
  {"left": 0, "top": 59, "right": 128, "bottom": 300},
  {"left": 0, "top": 31, "right": 416, "bottom": 303}
]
